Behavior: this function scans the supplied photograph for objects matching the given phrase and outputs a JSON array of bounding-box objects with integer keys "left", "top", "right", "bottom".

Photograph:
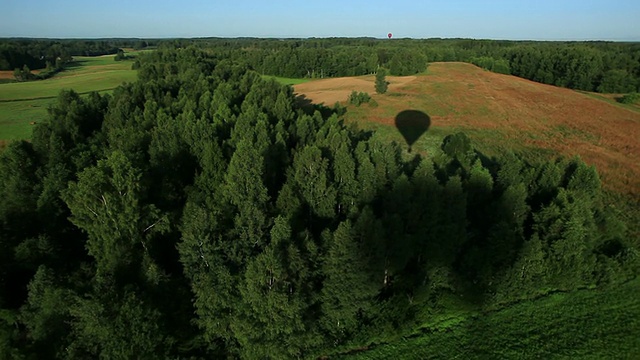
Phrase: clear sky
[{"left": 1, "top": 0, "right": 639, "bottom": 40}]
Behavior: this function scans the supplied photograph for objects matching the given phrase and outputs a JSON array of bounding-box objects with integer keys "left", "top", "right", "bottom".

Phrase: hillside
[{"left": 295, "top": 62, "right": 640, "bottom": 198}]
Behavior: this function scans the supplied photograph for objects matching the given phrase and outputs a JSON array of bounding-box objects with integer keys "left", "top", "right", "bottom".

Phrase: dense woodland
[
  {"left": 0, "top": 47, "right": 638, "bottom": 359},
  {"left": 179, "top": 37, "right": 640, "bottom": 93}
]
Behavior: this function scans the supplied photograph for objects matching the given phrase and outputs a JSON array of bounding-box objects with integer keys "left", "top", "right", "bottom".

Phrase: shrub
[
  {"left": 348, "top": 91, "right": 371, "bottom": 106},
  {"left": 617, "top": 92, "right": 640, "bottom": 104}
]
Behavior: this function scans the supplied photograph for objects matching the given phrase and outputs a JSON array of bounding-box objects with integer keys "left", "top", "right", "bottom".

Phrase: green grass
[
  {"left": 0, "top": 99, "right": 50, "bottom": 140},
  {"left": 262, "top": 75, "right": 310, "bottom": 86},
  {"left": 0, "top": 56, "right": 136, "bottom": 101},
  {"left": 0, "top": 55, "right": 138, "bottom": 140},
  {"left": 337, "top": 278, "right": 640, "bottom": 359}
]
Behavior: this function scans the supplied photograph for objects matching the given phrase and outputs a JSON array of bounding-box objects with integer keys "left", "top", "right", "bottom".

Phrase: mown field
[{"left": 0, "top": 54, "right": 138, "bottom": 141}]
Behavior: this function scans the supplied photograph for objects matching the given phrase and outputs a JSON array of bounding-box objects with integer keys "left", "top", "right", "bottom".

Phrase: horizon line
[{"left": 1, "top": 35, "right": 640, "bottom": 42}]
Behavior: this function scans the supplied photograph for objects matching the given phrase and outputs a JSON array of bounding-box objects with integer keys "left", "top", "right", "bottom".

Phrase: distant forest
[
  {"left": 1, "top": 46, "right": 637, "bottom": 359},
  {"left": 2, "top": 38, "right": 640, "bottom": 93},
  {"left": 0, "top": 39, "right": 154, "bottom": 71},
  {"left": 189, "top": 38, "right": 640, "bottom": 93}
]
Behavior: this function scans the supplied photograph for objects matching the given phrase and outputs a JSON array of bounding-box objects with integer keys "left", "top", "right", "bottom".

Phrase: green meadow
[
  {"left": 263, "top": 75, "right": 310, "bottom": 86},
  {"left": 337, "top": 278, "right": 640, "bottom": 359},
  {"left": 0, "top": 55, "right": 137, "bottom": 140}
]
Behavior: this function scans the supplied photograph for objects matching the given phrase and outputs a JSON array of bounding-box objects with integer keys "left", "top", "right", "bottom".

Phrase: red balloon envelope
[{"left": 388, "top": 33, "right": 393, "bottom": 39}]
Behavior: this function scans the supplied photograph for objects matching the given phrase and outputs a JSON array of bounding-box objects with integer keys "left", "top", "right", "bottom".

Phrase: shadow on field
[
  {"left": 64, "top": 60, "right": 90, "bottom": 70},
  {"left": 295, "top": 94, "right": 340, "bottom": 118},
  {"left": 295, "top": 94, "right": 314, "bottom": 110},
  {"left": 395, "top": 110, "right": 431, "bottom": 153}
]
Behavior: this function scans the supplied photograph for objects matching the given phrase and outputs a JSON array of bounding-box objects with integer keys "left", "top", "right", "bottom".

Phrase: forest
[
  {"left": 179, "top": 37, "right": 640, "bottom": 92},
  {"left": 3, "top": 38, "right": 640, "bottom": 93},
  {"left": 0, "top": 45, "right": 638, "bottom": 359}
]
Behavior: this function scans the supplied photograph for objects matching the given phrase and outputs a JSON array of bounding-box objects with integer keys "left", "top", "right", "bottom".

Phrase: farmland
[{"left": 0, "top": 54, "right": 137, "bottom": 141}]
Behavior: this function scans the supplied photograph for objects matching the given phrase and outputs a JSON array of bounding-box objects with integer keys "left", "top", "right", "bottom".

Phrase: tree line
[
  {"left": 185, "top": 37, "right": 640, "bottom": 93},
  {"left": 204, "top": 38, "right": 640, "bottom": 93},
  {"left": 0, "top": 47, "right": 637, "bottom": 359},
  {"left": 4, "top": 37, "right": 640, "bottom": 92}
]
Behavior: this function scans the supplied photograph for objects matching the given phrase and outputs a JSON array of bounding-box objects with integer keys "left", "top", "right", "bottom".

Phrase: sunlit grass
[
  {"left": 0, "top": 55, "right": 137, "bottom": 140},
  {"left": 263, "top": 75, "right": 311, "bottom": 86}
]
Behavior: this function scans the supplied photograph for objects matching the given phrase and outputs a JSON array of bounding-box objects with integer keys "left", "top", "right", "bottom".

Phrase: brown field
[
  {"left": 0, "top": 69, "right": 42, "bottom": 80},
  {"left": 295, "top": 75, "right": 416, "bottom": 105},
  {"left": 294, "top": 62, "right": 640, "bottom": 196}
]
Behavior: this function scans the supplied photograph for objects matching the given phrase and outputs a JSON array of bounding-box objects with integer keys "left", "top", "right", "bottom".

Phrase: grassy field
[
  {"left": 332, "top": 278, "right": 640, "bottom": 359},
  {"left": 294, "top": 62, "right": 640, "bottom": 197},
  {"left": 263, "top": 75, "right": 311, "bottom": 86},
  {"left": 0, "top": 54, "right": 137, "bottom": 140}
]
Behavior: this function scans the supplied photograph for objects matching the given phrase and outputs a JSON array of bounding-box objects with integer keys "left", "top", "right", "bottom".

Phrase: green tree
[
  {"left": 19, "top": 266, "right": 75, "bottom": 358},
  {"left": 292, "top": 145, "right": 336, "bottom": 219},
  {"left": 13, "top": 65, "right": 35, "bottom": 81},
  {"left": 114, "top": 49, "right": 126, "bottom": 61},
  {"left": 178, "top": 203, "right": 237, "bottom": 348},
  {"left": 375, "top": 68, "right": 389, "bottom": 94},
  {"left": 321, "top": 220, "right": 379, "bottom": 339},
  {"left": 597, "top": 69, "right": 636, "bottom": 93},
  {"left": 224, "top": 138, "right": 270, "bottom": 263},
  {"left": 68, "top": 290, "right": 169, "bottom": 359},
  {"left": 63, "top": 150, "right": 168, "bottom": 279},
  {"left": 233, "top": 216, "right": 317, "bottom": 358}
]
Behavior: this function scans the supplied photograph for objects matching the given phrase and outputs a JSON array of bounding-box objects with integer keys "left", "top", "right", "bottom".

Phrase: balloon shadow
[{"left": 394, "top": 110, "right": 431, "bottom": 153}]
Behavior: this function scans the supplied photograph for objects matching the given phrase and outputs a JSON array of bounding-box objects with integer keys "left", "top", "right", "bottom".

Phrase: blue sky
[{"left": 1, "top": 0, "right": 639, "bottom": 40}]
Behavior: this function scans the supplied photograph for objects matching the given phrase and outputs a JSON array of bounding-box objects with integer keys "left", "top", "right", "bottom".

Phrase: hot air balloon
[
  {"left": 394, "top": 110, "right": 431, "bottom": 153},
  {"left": 388, "top": 33, "right": 393, "bottom": 39}
]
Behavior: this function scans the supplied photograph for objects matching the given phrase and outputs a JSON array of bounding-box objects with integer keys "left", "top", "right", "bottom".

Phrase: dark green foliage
[
  {"left": 13, "top": 65, "right": 36, "bottom": 81},
  {"left": 598, "top": 69, "right": 637, "bottom": 93},
  {"left": 0, "top": 46, "right": 636, "bottom": 359},
  {"left": 470, "top": 57, "right": 511, "bottom": 74},
  {"left": 617, "top": 92, "right": 640, "bottom": 104},
  {"left": 375, "top": 68, "right": 389, "bottom": 94},
  {"left": 321, "top": 220, "right": 381, "bottom": 339},
  {"left": 348, "top": 91, "right": 372, "bottom": 106},
  {"left": 114, "top": 49, "right": 128, "bottom": 61},
  {"left": 388, "top": 49, "right": 428, "bottom": 75}
]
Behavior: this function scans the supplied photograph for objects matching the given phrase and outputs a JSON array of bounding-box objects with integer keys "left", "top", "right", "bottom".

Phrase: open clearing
[
  {"left": 295, "top": 75, "right": 416, "bottom": 105},
  {"left": 0, "top": 55, "right": 137, "bottom": 140},
  {"left": 295, "top": 62, "right": 640, "bottom": 196}
]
